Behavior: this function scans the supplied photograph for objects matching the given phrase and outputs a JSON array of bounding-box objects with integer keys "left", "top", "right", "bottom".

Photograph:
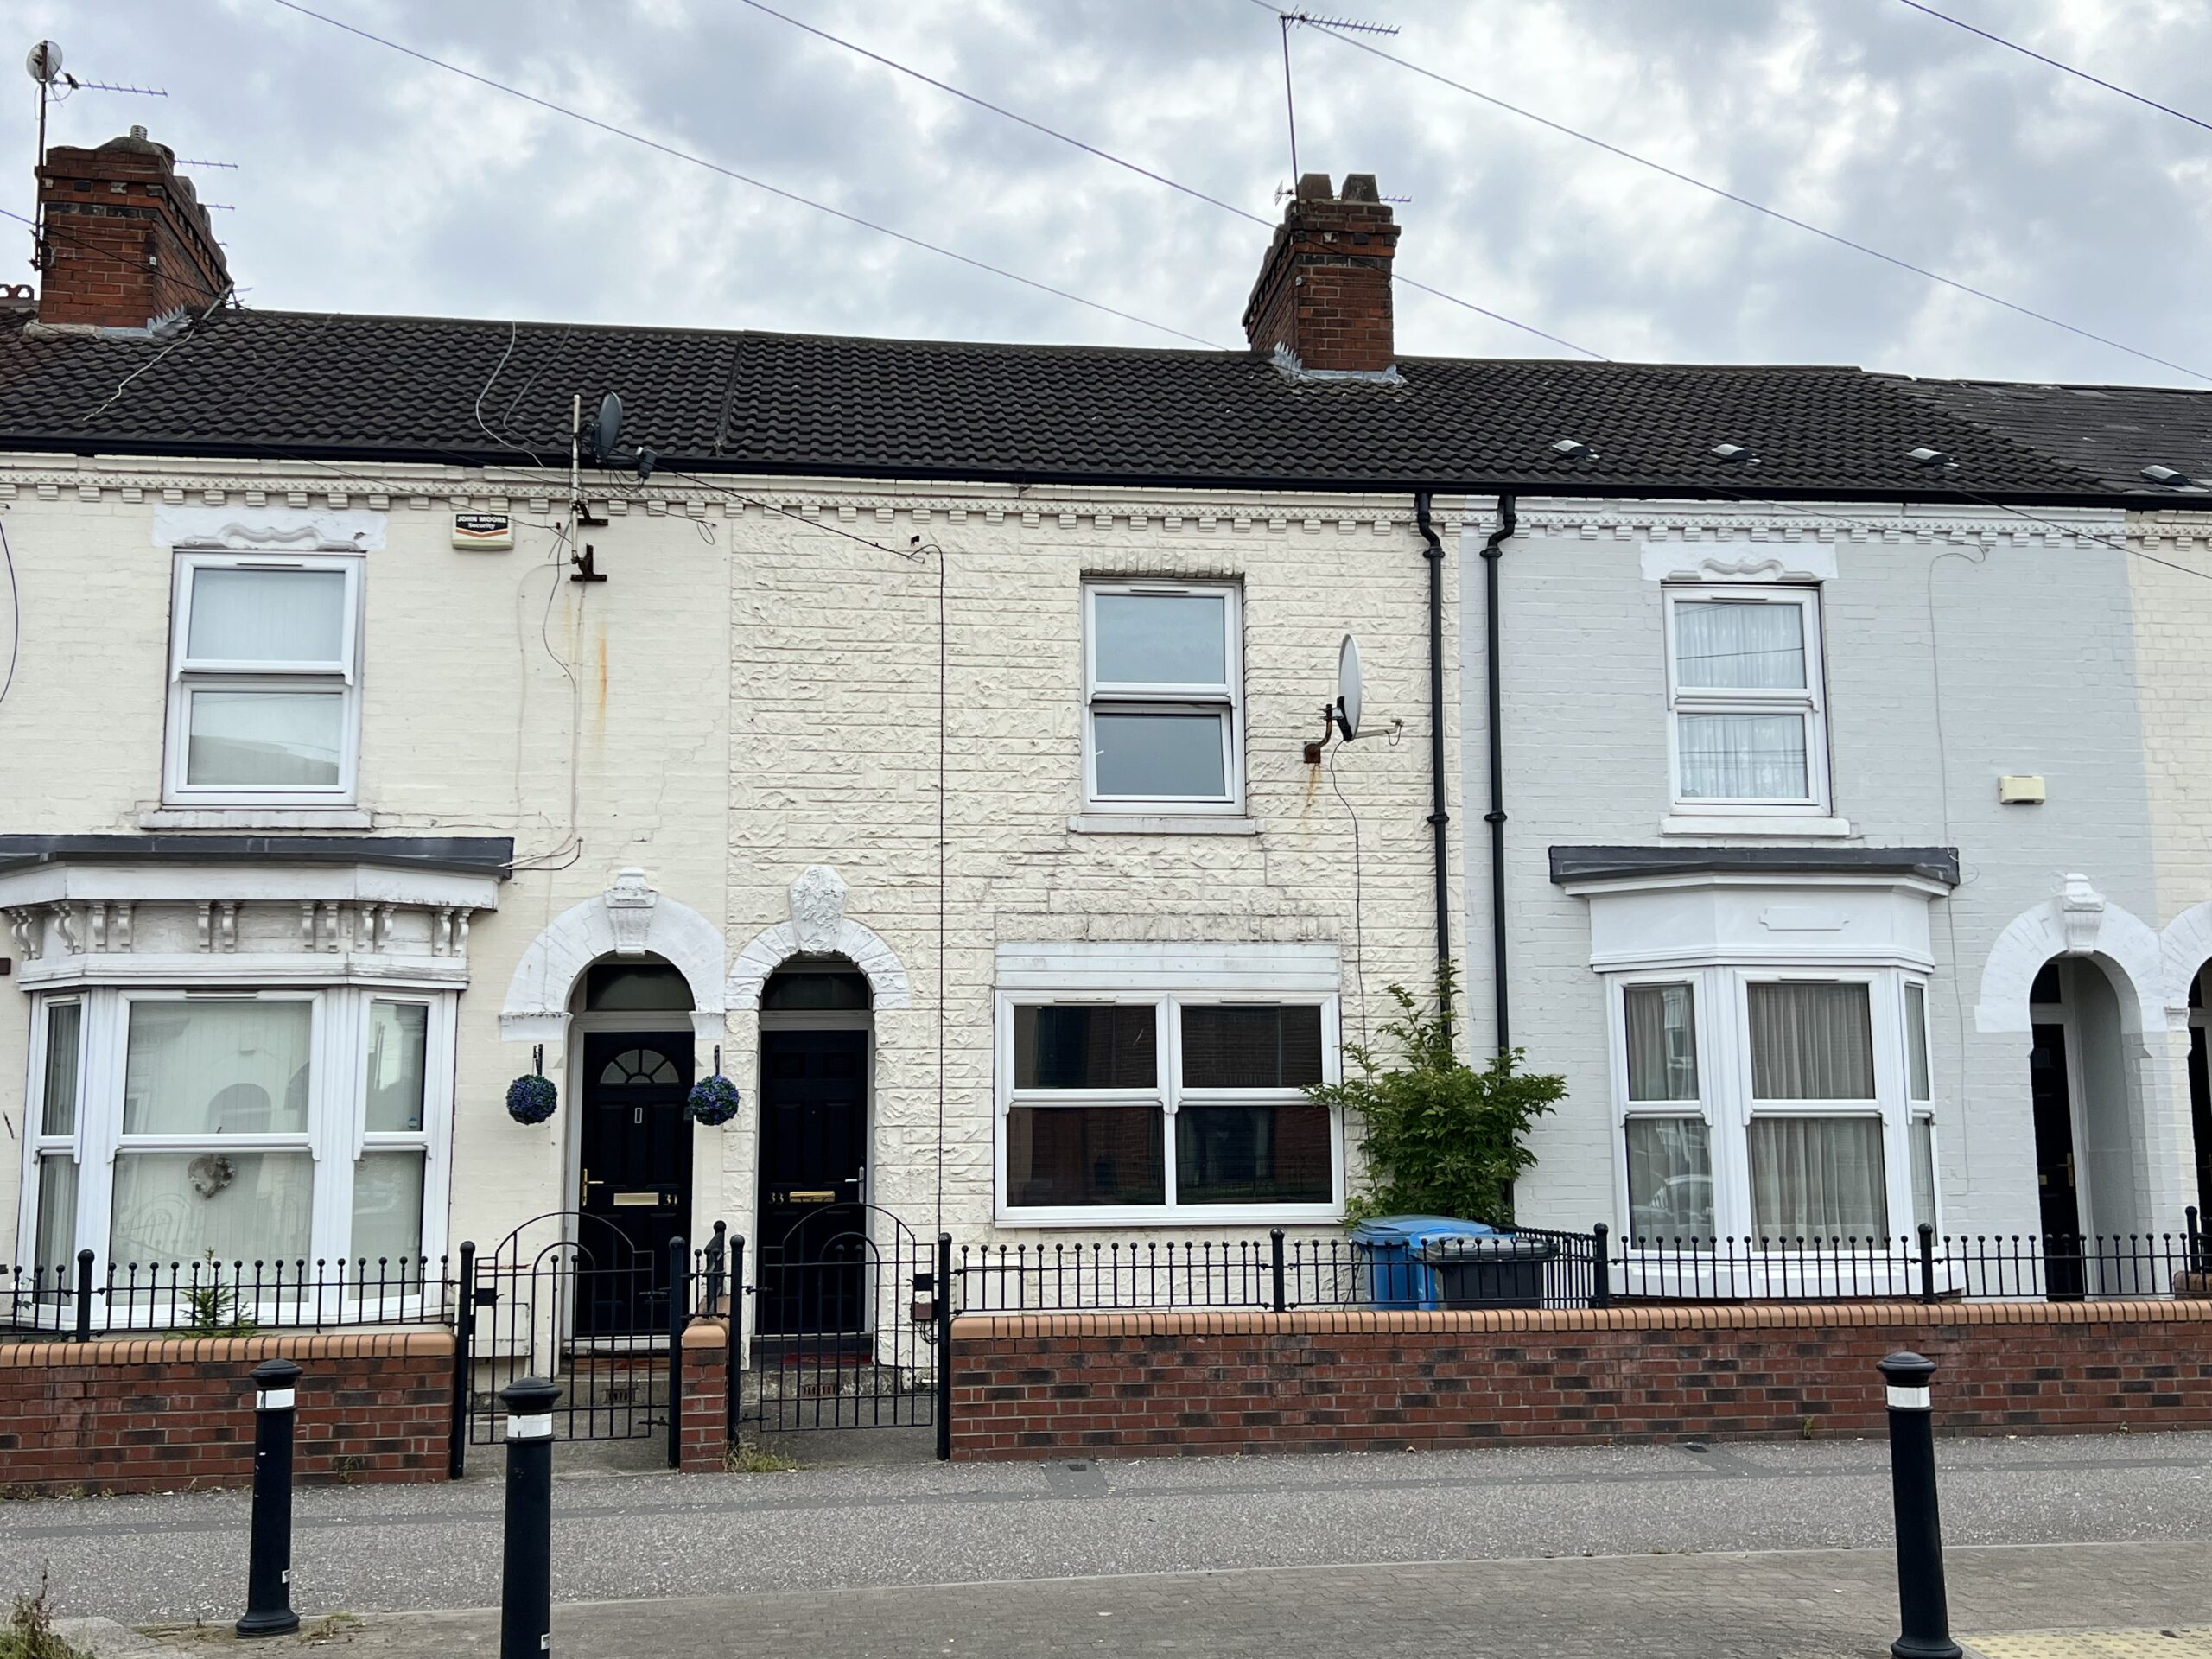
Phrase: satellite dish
[
  {"left": 589, "top": 391, "right": 624, "bottom": 464},
  {"left": 26, "top": 41, "right": 62, "bottom": 85},
  {"left": 1334, "top": 633, "right": 1362, "bottom": 741}
]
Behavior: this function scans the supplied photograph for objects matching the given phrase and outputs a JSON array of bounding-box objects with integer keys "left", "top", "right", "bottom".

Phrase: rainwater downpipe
[
  {"left": 1414, "top": 493, "right": 1454, "bottom": 1046},
  {"left": 1480, "top": 495, "right": 1517, "bottom": 1053}
]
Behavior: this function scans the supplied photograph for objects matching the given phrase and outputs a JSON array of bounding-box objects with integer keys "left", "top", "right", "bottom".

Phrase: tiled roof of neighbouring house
[
  {"left": 1883, "top": 375, "right": 2212, "bottom": 499},
  {"left": 0, "top": 304, "right": 2201, "bottom": 505}
]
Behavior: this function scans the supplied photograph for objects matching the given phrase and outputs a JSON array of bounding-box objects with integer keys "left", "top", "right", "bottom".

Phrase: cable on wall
[{"left": 0, "top": 514, "right": 20, "bottom": 709}]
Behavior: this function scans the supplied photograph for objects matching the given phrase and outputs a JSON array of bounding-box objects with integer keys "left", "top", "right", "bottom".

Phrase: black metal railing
[
  {"left": 957, "top": 1224, "right": 1599, "bottom": 1313},
  {"left": 0, "top": 1251, "right": 454, "bottom": 1340},
  {"left": 1611, "top": 1219, "right": 2210, "bottom": 1304}
]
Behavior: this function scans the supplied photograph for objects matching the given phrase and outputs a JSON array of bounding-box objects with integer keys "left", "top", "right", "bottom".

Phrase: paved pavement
[
  {"left": 1, "top": 1430, "right": 2207, "bottom": 1654},
  {"left": 127, "top": 1543, "right": 2212, "bottom": 1657}
]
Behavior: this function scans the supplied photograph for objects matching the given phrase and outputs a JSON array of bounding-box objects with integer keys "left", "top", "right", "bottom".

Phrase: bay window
[
  {"left": 998, "top": 990, "right": 1339, "bottom": 1223},
  {"left": 165, "top": 553, "right": 362, "bottom": 804},
  {"left": 20, "top": 986, "right": 449, "bottom": 1305},
  {"left": 1665, "top": 586, "right": 1828, "bottom": 813},
  {"left": 1611, "top": 969, "right": 1933, "bottom": 1252}
]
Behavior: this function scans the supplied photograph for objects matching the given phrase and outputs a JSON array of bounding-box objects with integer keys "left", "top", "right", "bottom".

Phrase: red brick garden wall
[
  {"left": 950, "top": 1300, "right": 2212, "bottom": 1460},
  {"left": 0, "top": 1330, "right": 454, "bottom": 1494},
  {"left": 678, "top": 1316, "right": 729, "bottom": 1472}
]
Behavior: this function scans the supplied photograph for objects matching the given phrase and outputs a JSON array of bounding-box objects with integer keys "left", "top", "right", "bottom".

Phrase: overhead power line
[
  {"left": 1266, "top": 1, "right": 2210, "bottom": 386},
  {"left": 1897, "top": 1, "right": 2212, "bottom": 137},
  {"left": 266, "top": 0, "right": 1226, "bottom": 350},
  {"left": 734, "top": 0, "right": 1605, "bottom": 359}
]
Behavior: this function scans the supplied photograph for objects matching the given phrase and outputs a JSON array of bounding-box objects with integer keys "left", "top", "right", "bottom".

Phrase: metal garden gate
[{"left": 741, "top": 1205, "right": 949, "bottom": 1443}]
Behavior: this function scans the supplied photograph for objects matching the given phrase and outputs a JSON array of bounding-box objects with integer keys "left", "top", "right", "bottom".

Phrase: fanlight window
[{"left": 600, "top": 1048, "right": 681, "bottom": 1086}]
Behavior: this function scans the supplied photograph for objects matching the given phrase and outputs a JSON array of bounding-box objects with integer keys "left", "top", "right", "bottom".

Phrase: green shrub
[{"left": 1308, "top": 969, "right": 1566, "bottom": 1225}]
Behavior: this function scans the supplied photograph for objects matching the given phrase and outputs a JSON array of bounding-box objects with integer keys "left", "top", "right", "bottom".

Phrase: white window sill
[
  {"left": 1659, "top": 815, "right": 1852, "bottom": 838},
  {"left": 1068, "top": 813, "right": 1262, "bottom": 836},
  {"left": 995, "top": 1205, "right": 1344, "bottom": 1229},
  {"left": 141, "top": 808, "right": 373, "bottom": 830}
]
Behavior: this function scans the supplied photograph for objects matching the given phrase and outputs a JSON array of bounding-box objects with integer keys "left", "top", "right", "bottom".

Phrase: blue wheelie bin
[{"left": 1350, "top": 1216, "right": 1498, "bottom": 1310}]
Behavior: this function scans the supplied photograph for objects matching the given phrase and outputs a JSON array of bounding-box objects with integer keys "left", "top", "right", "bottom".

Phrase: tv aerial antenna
[
  {"left": 1272, "top": 11, "right": 1396, "bottom": 197},
  {"left": 24, "top": 41, "right": 168, "bottom": 271}
]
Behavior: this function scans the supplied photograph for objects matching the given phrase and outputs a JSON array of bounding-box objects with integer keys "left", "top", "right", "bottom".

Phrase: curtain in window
[
  {"left": 110, "top": 1149, "right": 315, "bottom": 1265},
  {"left": 1747, "top": 982, "right": 1875, "bottom": 1099},
  {"left": 1677, "top": 712, "right": 1808, "bottom": 800},
  {"left": 1749, "top": 1116, "right": 1887, "bottom": 1238},
  {"left": 187, "top": 568, "right": 347, "bottom": 662},
  {"left": 41, "top": 1002, "right": 79, "bottom": 1135},
  {"left": 352, "top": 1150, "right": 426, "bottom": 1273},
  {"left": 1910, "top": 1118, "right": 1936, "bottom": 1233},
  {"left": 34, "top": 1155, "right": 75, "bottom": 1279},
  {"left": 1094, "top": 593, "right": 1226, "bottom": 686},
  {"left": 1675, "top": 600, "right": 1805, "bottom": 690},
  {"left": 1904, "top": 983, "right": 1931, "bottom": 1100},
  {"left": 1625, "top": 1118, "right": 1713, "bottom": 1239},
  {"left": 1624, "top": 984, "right": 1698, "bottom": 1102},
  {"left": 124, "top": 1001, "right": 314, "bottom": 1135}
]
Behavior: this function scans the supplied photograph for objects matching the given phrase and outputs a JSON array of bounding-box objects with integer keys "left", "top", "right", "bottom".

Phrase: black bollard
[
  {"left": 500, "top": 1377, "right": 561, "bottom": 1659},
  {"left": 236, "top": 1358, "right": 303, "bottom": 1639},
  {"left": 1878, "top": 1351, "right": 1961, "bottom": 1659}
]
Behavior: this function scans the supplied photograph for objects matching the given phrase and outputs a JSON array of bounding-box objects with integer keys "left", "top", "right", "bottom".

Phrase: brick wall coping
[
  {"left": 681, "top": 1315, "right": 728, "bottom": 1352},
  {"left": 953, "top": 1297, "right": 2212, "bottom": 1340},
  {"left": 0, "top": 1328, "right": 454, "bottom": 1369}
]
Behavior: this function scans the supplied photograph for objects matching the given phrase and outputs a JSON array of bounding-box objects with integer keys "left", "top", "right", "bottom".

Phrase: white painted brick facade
[
  {"left": 1461, "top": 498, "right": 2186, "bottom": 1246},
  {"left": 0, "top": 456, "right": 1462, "bottom": 1262}
]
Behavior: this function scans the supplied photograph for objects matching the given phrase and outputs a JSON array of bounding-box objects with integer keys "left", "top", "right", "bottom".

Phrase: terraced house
[{"left": 0, "top": 130, "right": 2206, "bottom": 1382}]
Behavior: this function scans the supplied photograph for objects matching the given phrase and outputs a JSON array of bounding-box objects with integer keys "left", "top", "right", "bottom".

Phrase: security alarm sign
[{"left": 451, "top": 511, "right": 514, "bottom": 550}]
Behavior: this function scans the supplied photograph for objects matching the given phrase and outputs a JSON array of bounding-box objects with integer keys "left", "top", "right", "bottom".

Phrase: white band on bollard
[
  {"left": 507, "top": 1412, "right": 555, "bottom": 1442},
  {"left": 256, "top": 1389, "right": 296, "bottom": 1412},
  {"left": 1886, "top": 1385, "right": 1931, "bottom": 1411}
]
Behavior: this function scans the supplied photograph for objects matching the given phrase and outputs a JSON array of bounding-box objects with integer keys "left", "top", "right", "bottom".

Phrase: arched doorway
[
  {"left": 569, "top": 957, "right": 695, "bottom": 1335},
  {"left": 2187, "top": 969, "right": 2212, "bottom": 1226},
  {"left": 755, "top": 957, "right": 873, "bottom": 1342},
  {"left": 2028, "top": 957, "right": 2154, "bottom": 1298}
]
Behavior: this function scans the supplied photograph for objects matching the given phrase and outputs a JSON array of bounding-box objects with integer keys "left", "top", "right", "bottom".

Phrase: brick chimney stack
[
  {"left": 35, "top": 126, "right": 229, "bottom": 329},
  {"left": 1241, "top": 172, "right": 1400, "bottom": 374}
]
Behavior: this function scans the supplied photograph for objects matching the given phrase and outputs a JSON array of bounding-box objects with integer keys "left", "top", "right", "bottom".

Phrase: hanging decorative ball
[
  {"left": 687, "top": 1074, "right": 741, "bottom": 1127},
  {"left": 505, "top": 1074, "right": 557, "bottom": 1125}
]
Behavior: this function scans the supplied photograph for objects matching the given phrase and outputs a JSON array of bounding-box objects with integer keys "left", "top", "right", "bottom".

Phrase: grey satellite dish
[
  {"left": 26, "top": 41, "right": 62, "bottom": 85},
  {"left": 1334, "top": 633, "right": 1362, "bottom": 741},
  {"left": 589, "top": 392, "right": 624, "bottom": 464}
]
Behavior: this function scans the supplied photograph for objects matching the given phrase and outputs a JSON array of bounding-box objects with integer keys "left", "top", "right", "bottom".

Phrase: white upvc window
[
  {"left": 995, "top": 991, "right": 1341, "bottom": 1224},
  {"left": 1610, "top": 968, "right": 1928, "bottom": 1252},
  {"left": 18, "top": 986, "right": 450, "bottom": 1313},
  {"left": 1904, "top": 979, "right": 1939, "bottom": 1235},
  {"left": 1082, "top": 581, "right": 1243, "bottom": 814},
  {"left": 164, "top": 553, "right": 363, "bottom": 805},
  {"left": 1663, "top": 585, "right": 1828, "bottom": 814}
]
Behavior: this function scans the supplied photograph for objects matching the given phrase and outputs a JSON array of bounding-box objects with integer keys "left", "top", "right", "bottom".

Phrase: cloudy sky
[{"left": 11, "top": 0, "right": 2209, "bottom": 387}]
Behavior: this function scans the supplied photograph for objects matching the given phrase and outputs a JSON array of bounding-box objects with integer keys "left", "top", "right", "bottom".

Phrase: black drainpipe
[
  {"left": 1414, "top": 494, "right": 1453, "bottom": 1046},
  {"left": 1480, "top": 496, "right": 1517, "bottom": 1053}
]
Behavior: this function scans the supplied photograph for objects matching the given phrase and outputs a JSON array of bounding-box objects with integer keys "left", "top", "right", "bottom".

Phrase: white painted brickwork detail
[
  {"left": 0, "top": 459, "right": 1461, "bottom": 1259},
  {"left": 1462, "top": 499, "right": 2176, "bottom": 1243}
]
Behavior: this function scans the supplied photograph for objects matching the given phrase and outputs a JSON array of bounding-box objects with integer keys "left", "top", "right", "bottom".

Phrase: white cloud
[{"left": 12, "top": 0, "right": 2206, "bottom": 385}]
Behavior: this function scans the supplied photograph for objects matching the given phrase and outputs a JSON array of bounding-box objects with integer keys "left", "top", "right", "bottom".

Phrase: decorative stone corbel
[
  {"left": 789, "top": 865, "right": 848, "bottom": 954},
  {"left": 51, "top": 901, "right": 79, "bottom": 955},
  {"left": 2058, "top": 872, "right": 2104, "bottom": 957},
  {"left": 3, "top": 907, "right": 38, "bottom": 961},
  {"left": 606, "top": 868, "right": 658, "bottom": 956}
]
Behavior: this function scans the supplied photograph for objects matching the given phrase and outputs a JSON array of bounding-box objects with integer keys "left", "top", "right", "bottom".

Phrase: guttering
[
  {"left": 1479, "top": 495, "right": 1516, "bottom": 1053},
  {"left": 1414, "top": 493, "right": 1452, "bottom": 1046},
  {"left": 0, "top": 432, "right": 2162, "bottom": 512}
]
